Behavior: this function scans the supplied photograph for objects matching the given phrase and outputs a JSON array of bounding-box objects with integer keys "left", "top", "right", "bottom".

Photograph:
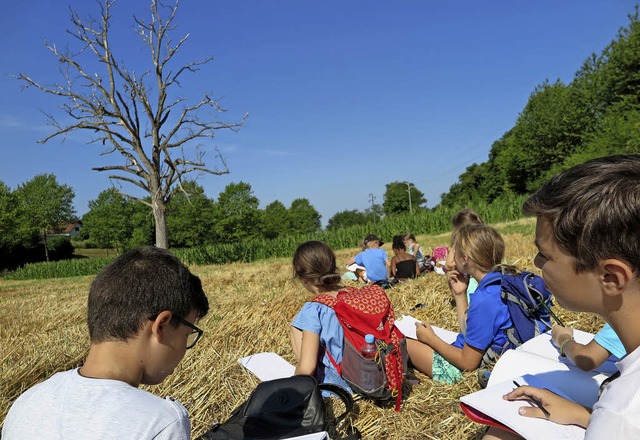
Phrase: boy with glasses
[{"left": 2, "top": 246, "right": 209, "bottom": 439}]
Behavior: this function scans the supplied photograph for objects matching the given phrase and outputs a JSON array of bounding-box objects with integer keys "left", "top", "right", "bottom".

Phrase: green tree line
[{"left": 439, "top": 10, "right": 640, "bottom": 207}]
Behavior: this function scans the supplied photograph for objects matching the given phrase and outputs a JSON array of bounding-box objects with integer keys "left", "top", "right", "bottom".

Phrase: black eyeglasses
[{"left": 149, "top": 314, "right": 204, "bottom": 349}]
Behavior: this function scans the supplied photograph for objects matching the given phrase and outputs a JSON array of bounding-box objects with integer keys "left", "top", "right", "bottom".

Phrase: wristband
[{"left": 559, "top": 337, "right": 574, "bottom": 357}]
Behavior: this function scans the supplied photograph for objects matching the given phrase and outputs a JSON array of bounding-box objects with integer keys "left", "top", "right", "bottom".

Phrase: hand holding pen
[
  {"left": 512, "top": 381, "right": 551, "bottom": 417},
  {"left": 504, "top": 382, "right": 591, "bottom": 428}
]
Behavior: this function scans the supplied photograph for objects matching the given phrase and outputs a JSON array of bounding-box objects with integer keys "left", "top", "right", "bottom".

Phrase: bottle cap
[{"left": 365, "top": 334, "right": 375, "bottom": 343}]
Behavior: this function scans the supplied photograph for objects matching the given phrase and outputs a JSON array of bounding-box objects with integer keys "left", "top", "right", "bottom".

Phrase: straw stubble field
[{"left": 0, "top": 219, "right": 604, "bottom": 439}]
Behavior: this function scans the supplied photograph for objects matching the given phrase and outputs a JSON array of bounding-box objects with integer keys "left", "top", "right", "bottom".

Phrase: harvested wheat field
[{"left": 0, "top": 218, "right": 606, "bottom": 439}]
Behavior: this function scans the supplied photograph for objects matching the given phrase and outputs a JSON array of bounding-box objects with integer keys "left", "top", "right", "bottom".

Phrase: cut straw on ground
[{"left": 0, "top": 219, "right": 604, "bottom": 439}]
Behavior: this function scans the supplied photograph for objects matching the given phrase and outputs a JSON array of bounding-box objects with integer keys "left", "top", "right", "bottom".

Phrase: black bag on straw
[{"left": 197, "top": 375, "right": 359, "bottom": 440}]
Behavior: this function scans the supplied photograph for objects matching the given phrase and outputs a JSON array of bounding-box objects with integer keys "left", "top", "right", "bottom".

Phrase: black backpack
[{"left": 198, "top": 375, "right": 359, "bottom": 440}]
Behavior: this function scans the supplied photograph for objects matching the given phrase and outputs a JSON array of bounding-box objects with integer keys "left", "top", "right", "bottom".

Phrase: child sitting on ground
[
  {"left": 403, "top": 233, "right": 428, "bottom": 273},
  {"left": 406, "top": 224, "right": 512, "bottom": 384},
  {"left": 390, "top": 235, "right": 420, "bottom": 281},
  {"left": 290, "top": 241, "right": 352, "bottom": 392},
  {"left": 347, "top": 234, "right": 390, "bottom": 284},
  {"left": 2, "top": 247, "right": 209, "bottom": 439},
  {"left": 445, "top": 208, "right": 484, "bottom": 326},
  {"left": 483, "top": 154, "right": 640, "bottom": 439}
]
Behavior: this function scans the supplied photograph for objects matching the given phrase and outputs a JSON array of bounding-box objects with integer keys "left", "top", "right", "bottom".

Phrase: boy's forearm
[{"left": 565, "top": 340, "right": 611, "bottom": 371}]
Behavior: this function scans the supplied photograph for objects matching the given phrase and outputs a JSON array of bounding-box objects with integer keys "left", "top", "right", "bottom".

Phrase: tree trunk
[
  {"left": 43, "top": 230, "right": 50, "bottom": 262},
  {"left": 153, "top": 197, "right": 168, "bottom": 249}
]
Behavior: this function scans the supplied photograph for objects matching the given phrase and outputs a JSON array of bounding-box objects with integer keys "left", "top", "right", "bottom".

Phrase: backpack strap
[
  {"left": 319, "top": 382, "right": 362, "bottom": 439},
  {"left": 312, "top": 293, "right": 342, "bottom": 375},
  {"left": 314, "top": 293, "right": 339, "bottom": 308},
  {"left": 318, "top": 383, "right": 354, "bottom": 425}
]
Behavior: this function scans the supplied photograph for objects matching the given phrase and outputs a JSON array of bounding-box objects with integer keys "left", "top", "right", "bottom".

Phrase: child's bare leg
[{"left": 406, "top": 338, "right": 435, "bottom": 377}]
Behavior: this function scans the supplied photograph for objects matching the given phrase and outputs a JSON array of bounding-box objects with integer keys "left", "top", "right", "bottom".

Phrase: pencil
[{"left": 512, "top": 380, "right": 551, "bottom": 418}]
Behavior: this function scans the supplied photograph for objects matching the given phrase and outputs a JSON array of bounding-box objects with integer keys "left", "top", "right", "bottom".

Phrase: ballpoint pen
[{"left": 512, "top": 380, "right": 551, "bottom": 418}]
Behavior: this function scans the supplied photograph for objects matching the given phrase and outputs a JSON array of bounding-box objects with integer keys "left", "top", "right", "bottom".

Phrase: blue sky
[{"left": 0, "top": 1, "right": 636, "bottom": 226}]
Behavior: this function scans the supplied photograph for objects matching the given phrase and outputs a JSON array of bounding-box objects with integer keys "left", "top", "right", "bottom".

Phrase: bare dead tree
[{"left": 19, "top": 0, "right": 247, "bottom": 248}]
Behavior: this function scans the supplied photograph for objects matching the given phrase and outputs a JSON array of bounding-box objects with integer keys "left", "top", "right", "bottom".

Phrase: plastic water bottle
[{"left": 361, "top": 334, "right": 377, "bottom": 359}]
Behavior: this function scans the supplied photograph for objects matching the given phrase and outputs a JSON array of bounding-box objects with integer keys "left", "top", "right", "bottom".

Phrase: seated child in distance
[
  {"left": 403, "top": 233, "right": 428, "bottom": 273},
  {"left": 2, "top": 247, "right": 209, "bottom": 440},
  {"left": 346, "top": 234, "right": 390, "bottom": 283},
  {"left": 390, "top": 235, "right": 419, "bottom": 281}
]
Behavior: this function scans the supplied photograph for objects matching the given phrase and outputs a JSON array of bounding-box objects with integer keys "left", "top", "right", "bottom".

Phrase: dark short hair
[
  {"left": 392, "top": 235, "right": 406, "bottom": 251},
  {"left": 87, "top": 246, "right": 209, "bottom": 343},
  {"left": 293, "top": 241, "right": 341, "bottom": 287},
  {"left": 523, "top": 154, "right": 640, "bottom": 273}
]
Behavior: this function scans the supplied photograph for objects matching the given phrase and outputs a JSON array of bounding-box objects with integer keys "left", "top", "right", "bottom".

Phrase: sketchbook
[
  {"left": 238, "top": 352, "right": 295, "bottom": 381},
  {"left": 460, "top": 331, "right": 616, "bottom": 440},
  {"left": 345, "top": 263, "right": 366, "bottom": 272},
  {"left": 394, "top": 314, "right": 459, "bottom": 344}
]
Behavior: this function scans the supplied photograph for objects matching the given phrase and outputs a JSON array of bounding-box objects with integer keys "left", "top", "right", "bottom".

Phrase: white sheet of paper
[
  {"left": 238, "top": 352, "right": 295, "bottom": 381},
  {"left": 394, "top": 315, "right": 458, "bottom": 344},
  {"left": 487, "top": 349, "right": 605, "bottom": 408},
  {"left": 461, "top": 376, "right": 586, "bottom": 440},
  {"left": 283, "top": 432, "right": 329, "bottom": 440},
  {"left": 345, "top": 263, "right": 366, "bottom": 272},
  {"left": 515, "top": 330, "right": 619, "bottom": 376}
]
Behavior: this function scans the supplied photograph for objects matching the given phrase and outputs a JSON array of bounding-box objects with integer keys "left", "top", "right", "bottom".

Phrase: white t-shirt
[
  {"left": 586, "top": 344, "right": 640, "bottom": 439},
  {"left": 1, "top": 368, "right": 190, "bottom": 440}
]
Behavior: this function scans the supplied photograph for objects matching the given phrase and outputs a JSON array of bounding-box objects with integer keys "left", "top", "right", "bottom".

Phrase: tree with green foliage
[
  {"left": 82, "top": 188, "right": 133, "bottom": 253},
  {"left": 288, "top": 198, "right": 321, "bottom": 234},
  {"left": 128, "top": 201, "right": 155, "bottom": 248},
  {"left": 212, "top": 182, "right": 262, "bottom": 242},
  {"left": 0, "top": 181, "right": 17, "bottom": 247},
  {"left": 261, "top": 200, "right": 290, "bottom": 239},
  {"left": 327, "top": 210, "right": 369, "bottom": 230},
  {"left": 18, "top": 0, "right": 246, "bottom": 249},
  {"left": 383, "top": 181, "right": 426, "bottom": 215},
  {"left": 439, "top": 8, "right": 640, "bottom": 206},
  {"left": 166, "top": 181, "right": 215, "bottom": 247},
  {"left": 14, "top": 174, "right": 75, "bottom": 262},
  {"left": 364, "top": 203, "right": 384, "bottom": 224}
]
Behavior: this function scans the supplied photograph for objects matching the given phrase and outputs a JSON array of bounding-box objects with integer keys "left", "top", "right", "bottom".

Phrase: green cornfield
[{"left": 3, "top": 257, "right": 114, "bottom": 280}]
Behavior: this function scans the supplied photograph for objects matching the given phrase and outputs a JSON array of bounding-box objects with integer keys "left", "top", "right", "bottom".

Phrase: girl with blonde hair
[{"left": 406, "top": 224, "right": 512, "bottom": 384}]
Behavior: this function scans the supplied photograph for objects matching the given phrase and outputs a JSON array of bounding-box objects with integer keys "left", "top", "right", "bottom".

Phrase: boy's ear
[
  {"left": 150, "top": 310, "right": 173, "bottom": 341},
  {"left": 600, "top": 259, "right": 635, "bottom": 296}
]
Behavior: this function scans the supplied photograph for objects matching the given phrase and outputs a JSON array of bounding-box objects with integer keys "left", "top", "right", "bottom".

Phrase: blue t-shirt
[
  {"left": 594, "top": 323, "right": 626, "bottom": 360},
  {"left": 354, "top": 248, "right": 388, "bottom": 282},
  {"left": 452, "top": 271, "right": 513, "bottom": 353},
  {"left": 291, "top": 302, "right": 351, "bottom": 392}
]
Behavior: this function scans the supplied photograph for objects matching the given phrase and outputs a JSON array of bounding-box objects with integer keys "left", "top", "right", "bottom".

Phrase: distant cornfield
[
  {"left": 175, "top": 195, "right": 527, "bottom": 266},
  {"left": 3, "top": 257, "right": 114, "bottom": 281}
]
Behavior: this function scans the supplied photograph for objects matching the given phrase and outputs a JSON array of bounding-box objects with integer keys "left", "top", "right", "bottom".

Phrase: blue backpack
[{"left": 482, "top": 267, "right": 555, "bottom": 366}]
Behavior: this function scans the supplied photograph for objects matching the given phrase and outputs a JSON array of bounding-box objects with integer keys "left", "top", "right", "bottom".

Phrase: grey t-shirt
[{"left": 2, "top": 368, "right": 190, "bottom": 439}]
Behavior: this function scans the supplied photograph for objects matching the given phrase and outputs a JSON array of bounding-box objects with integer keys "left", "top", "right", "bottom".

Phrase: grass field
[{"left": 0, "top": 218, "right": 605, "bottom": 439}]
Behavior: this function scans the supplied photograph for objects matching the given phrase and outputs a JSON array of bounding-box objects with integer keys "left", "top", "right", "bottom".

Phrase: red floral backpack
[{"left": 313, "top": 284, "right": 408, "bottom": 411}]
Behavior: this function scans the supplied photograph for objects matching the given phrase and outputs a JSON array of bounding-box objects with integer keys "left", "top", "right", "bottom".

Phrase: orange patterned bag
[{"left": 314, "top": 285, "right": 408, "bottom": 411}]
